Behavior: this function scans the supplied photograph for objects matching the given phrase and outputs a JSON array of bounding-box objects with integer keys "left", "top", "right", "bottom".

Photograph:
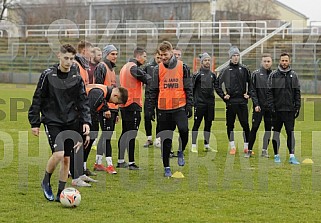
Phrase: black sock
[
  {"left": 43, "top": 171, "right": 52, "bottom": 184},
  {"left": 57, "top": 181, "right": 66, "bottom": 197}
]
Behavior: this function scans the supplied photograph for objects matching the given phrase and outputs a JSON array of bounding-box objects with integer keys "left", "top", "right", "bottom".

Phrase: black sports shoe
[
  {"left": 128, "top": 163, "right": 140, "bottom": 170},
  {"left": 116, "top": 162, "right": 129, "bottom": 168},
  {"left": 169, "top": 151, "right": 174, "bottom": 158},
  {"left": 84, "top": 168, "right": 97, "bottom": 176},
  {"left": 143, "top": 139, "right": 153, "bottom": 148},
  {"left": 41, "top": 181, "right": 54, "bottom": 201},
  {"left": 55, "top": 194, "right": 60, "bottom": 202}
]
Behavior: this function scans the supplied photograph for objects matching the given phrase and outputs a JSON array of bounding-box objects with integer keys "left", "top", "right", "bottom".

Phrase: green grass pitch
[{"left": 1, "top": 83, "right": 321, "bottom": 222}]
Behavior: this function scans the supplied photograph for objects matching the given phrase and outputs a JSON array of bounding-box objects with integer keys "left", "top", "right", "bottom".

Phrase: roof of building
[{"left": 274, "top": 0, "right": 309, "bottom": 19}]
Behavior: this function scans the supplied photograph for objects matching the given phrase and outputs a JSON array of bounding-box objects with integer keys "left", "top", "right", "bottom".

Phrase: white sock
[
  {"left": 96, "top": 155, "right": 103, "bottom": 165},
  {"left": 106, "top": 157, "right": 113, "bottom": 166},
  {"left": 128, "top": 162, "right": 135, "bottom": 165},
  {"left": 147, "top": 135, "right": 152, "bottom": 141},
  {"left": 229, "top": 141, "right": 235, "bottom": 148},
  {"left": 192, "top": 144, "right": 196, "bottom": 148},
  {"left": 83, "top": 162, "right": 87, "bottom": 170},
  {"left": 290, "top": 154, "right": 295, "bottom": 158},
  {"left": 205, "top": 144, "right": 210, "bottom": 148},
  {"left": 118, "top": 159, "right": 125, "bottom": 163},
  {"left": 244, "top": 143, "right": 249, "bottom": 149}
]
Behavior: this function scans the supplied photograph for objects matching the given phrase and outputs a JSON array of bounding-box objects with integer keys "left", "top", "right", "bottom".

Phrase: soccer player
[
  {"left": 148, "top": 41, "right": 193, "bottom": 177},
  {"left": 191, "top": 52, "right": 218, "bottom": 153},
  {"left": 74, "top": 40, "right": 93, "bottom": 85},
  {"left": 28, "top": 44, "right": 91, "bottom": 201},
  {"left": 143, "top": 49, "right": 162, "bottom": 148},
  {"left": 245, "top": 53, "right": 273, "bottom": 158},
  {"left": 267, "top": 52, "right": 301, "bottom": 164},
  {"left": 216, "top": 46, "right": 251, "bottom": 155},
  {"left": 88, "top": 46, "right": 102, "bottom": 84},
  {"left": 93, "top": 45, "right": 120, "bottom": 174},
  {"left": 118, "top": 47, "right": 151, "bottom": 170}
]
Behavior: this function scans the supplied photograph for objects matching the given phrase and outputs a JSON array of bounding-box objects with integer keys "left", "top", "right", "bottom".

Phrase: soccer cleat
[
  {"left": 164, "top": 167, "right": 172, "bottom": 177},
  {"left": 244, "top": 148, "right": 255, "bottom": 155},
  {"left": 106, "top": 165, "right": 117, "bottom": 174},
  {"left": 55, "top": 194, "right": 60, "bottom": 202},
  {"left": 261, "top": 150, "right": 270, "bottom": 158},
  {"left": 72, "top": 178, "right": 91, "bottom": 187},
  {"left": 244, "top": 150, "right": 253, "bottom": 158},
  {"left": 84, "top": 168, "right": 97, "bottom": 176},
  {"left": 177, "top": 151, "right": 185, "bottom": 166},
  {"left": 191, "top": 146, "right": 198, "bottom": 153},
  {"left": 289, "top": 156, "right": 300, "bottom": 165},
  {"left": 94, "top": 163, "right": 107, "bottom": 171},
  {"left": 79, "top": 174, "right": 98, "bottom": 183},
  {"left": 116, "top": 162, "right": 129, "bottom": 168},
  {"left": 128, "top": 163, "right": 140, "bottom": 170},
  {"left": 143, "top": 139, "right": 153, "bottom": 148},
  {"left": 41, "top": 181, "right": 54, "bottom": 201},
  {"left": 204, "top": 146, "right": 218, "bottom": 152},
  {"left": 229, "top": 148, "right": 236, "bottom": 155},
  {"left": 274, "top": 154, "right": 281, "bottom": 163}
]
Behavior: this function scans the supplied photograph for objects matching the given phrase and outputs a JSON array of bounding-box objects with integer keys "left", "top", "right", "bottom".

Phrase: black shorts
[{"left": 44, "top": 122, "right": 82, "bottom": 157}]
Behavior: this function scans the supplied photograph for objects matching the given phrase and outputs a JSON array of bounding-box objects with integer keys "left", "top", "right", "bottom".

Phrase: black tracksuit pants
[
  {"left": 157, "top": 109, "right": 189, "bottom": 167},
  {"left": 271, "top": 111, "right": 296, "bottom": 155},
  {"left": 248, "top": 109, "right": 272, "bottom": 151},
  {"left": 98, "top": 111, "right": 117, "bottom": 157},
  {"left": 226, "top": 103, "right": 250, "bottom": 143},
  {"left": 192, "top": 104, "right": 214, "bottom": 145},
  {"left": 118, "top": 109, "right": 141, "bottom": 163}
]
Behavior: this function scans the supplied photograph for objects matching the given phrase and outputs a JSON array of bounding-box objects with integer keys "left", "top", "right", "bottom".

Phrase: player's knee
[{"left": 53, "top": 151, "right": 64, "bottom": 160}]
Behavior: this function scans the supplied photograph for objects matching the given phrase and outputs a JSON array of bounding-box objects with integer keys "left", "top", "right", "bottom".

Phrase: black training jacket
[
  {"left": 193, "top": 67, "right": 218, "bottom": 107},
  {"left": 28, "top": 64, "right": 91, "bottom": 128},
  {"left": 267, "top": 65, "right": 301, "bottom": 112},
  {"left": 216, "top": 61, "right": 251, "bottom": 104},
  {"left": 249, "top": 66, "right": 272, "bottom": 110}
]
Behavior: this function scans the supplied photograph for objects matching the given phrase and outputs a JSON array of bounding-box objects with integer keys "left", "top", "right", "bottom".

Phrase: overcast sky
[{"left": 277, "top": 0, "right": 321, "bottom": 25}]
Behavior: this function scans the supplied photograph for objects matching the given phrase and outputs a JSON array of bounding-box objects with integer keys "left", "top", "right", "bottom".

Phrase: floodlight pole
[
  {"left": 88, "top": 0, "right": 93, "bottom": 35},
  {"left": 211, "top": 0, "right": 217, "bottom": 35}
]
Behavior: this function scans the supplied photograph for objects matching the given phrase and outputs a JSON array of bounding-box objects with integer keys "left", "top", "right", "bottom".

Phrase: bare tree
[
  {"left": 221, "top": 0, "right": 279, "bottom": 20},
  {"left": 0, "top": 0, "right": 25, "bottom": 22},
  {"left": 22, "top": 0, "right": 88, "bottom": 25}
]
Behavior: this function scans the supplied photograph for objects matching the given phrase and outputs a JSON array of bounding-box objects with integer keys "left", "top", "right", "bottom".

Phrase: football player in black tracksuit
[
  {"left": 245, "top": 53, "right": 273, "bottom": 158},
  {"left": 143, "top": 50, "right": 162, "bottom": 147},
  {"left": 28, "top": 44, "right": 91, "bottom": 202},
  {"left": 191, "top": 52, "right": 218, "bottom": 153},
  {"left": 267, "top": 52, "right": 301, "bottom": 164},
  {"left": 216, "top": 46, "right": 251, "bottom": 155}
]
